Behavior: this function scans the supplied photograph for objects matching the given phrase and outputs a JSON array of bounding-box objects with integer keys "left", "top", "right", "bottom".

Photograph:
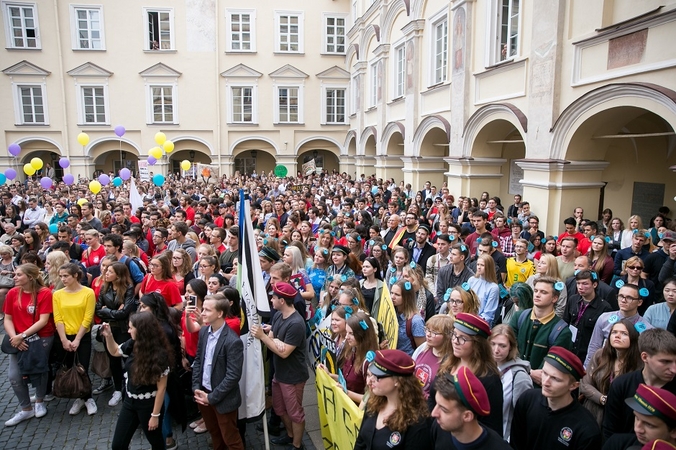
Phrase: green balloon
[{"left": 274, "top": 165, "right": 288, "bottom": 177}]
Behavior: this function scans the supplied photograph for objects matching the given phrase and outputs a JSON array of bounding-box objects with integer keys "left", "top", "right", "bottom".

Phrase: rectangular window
[
  {"left": 394, "top": 44, "right": 405, "bottom": 98},
  {"left": 278, "top": 87, "right": 299, "bottom": 123},
  {"left": 229, "top": 11, "right": 252, "bottom": 51},
  {"left": 5, "top": 3, "right": 39, "bottom": 48},
  {"left": 489, "top": 0, "right": 521, "bottom": 64},
  {"left": 232, "top": 86, "right": 253, "bottom": 123},
  {"left": 276, "top": 12, "right": 303, "bottom": 53},
  {"left": 325, "top": 15, "right": 346, "bottom": 54},
  {"left": 370, "top": 62, "right": 378, "bottom": 107},
  {"left": 19, "top": 85, "right": 44, "bottom": 124},
  {"left": 146, "top": 9, "right": 173, "bottom": 50},
  {"left": 326, "top": 88, "right": 346, "bottom": 124},
  {"left": 82, "top": 86, "right": 106, "bottom": 123},
  {"left": 73, "top": 7, "right": 103, "bottom": 49},
  {"left": 151, "top": 86, "right": 173, "bottom": 123},
  {"left": 433, "top": 19, "right": 448, "bottom": 84}
]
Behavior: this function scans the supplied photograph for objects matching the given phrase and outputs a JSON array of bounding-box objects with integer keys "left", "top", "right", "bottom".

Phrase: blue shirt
[
  {"left": 644, "top": 302, "right": 674, "bottom": 330},
  {"left": 201, "top": 324, "right": 224, "bottom": 391},
  {"left": 396, "top": 313, "right": 424, "bottom": 356},
  {"left": 119, "top": 255, "right": 144, "bottom": 284}
]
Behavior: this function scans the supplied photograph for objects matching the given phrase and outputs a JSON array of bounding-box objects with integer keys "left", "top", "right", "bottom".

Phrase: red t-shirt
[
  {"left": 141, "top": 275, "right": 182, "bottom": 307},
  {"left": 82, "top": 244, "right": 107, "bottom": 268},
  {"left": 226, "top": 316, "right": 241, "bottom": 335},
  {"left": 185, "top": 206, "right": 195, "bottom": 224},
  {"left": 3, "top": 287, "right": 55, "bottom": 337},
  {"left": 129, "top": 216, "right": 141, "bottom": 224},
  {"left": 181, "top": 312, "right": 199, "bottom": 358}
]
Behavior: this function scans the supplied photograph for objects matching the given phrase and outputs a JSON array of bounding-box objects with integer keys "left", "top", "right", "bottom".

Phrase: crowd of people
[{"left": 1, "top": 170, "right": 676, "bottom": 450}]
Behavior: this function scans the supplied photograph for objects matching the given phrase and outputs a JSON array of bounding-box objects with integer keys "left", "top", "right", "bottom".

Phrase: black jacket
[
  {"left": 95, "top": 285, "right": 136, "bottom": 327},
  {"left": 354, "top": 411, "right": 431, "bottom": 450},
  {"left": 563, "top": 294, "right": 612, "bottom": 364}
]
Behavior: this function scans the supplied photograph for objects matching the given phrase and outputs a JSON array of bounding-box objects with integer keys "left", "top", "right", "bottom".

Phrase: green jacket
[{"left": 509, "top": 309, "right": 572, "bottom": 370}]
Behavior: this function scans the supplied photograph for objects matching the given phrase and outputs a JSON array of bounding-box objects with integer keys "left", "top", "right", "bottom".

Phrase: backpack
[
  {"left": 515, "top": 308, "right": 567, "bottom": 347},
  {"left": 405, "top": 317, "right": 418, "bottom": 351},
  {"left": 125, "top": 256, "right": 147, "bottom": 277}
]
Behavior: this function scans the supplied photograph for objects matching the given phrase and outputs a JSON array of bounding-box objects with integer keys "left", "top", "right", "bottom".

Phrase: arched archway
[
  {"left": 14, "top": 138, "right": 63, "bottom": 179},
  {"left": 295, "top": 138, "right": 341, "bottom": 175},
  {"left": 378, "top": 122, "right": 405, "bottom": 180},
  {"left": 88, "top": 138, "right": 140, "bottom": 177},
  {"left": 408, "top": 116, "right": 449, "bottom": 189},
  {"left": 232, "top": 139, "right": 277, "bottom": 176},
  {"left": 167, "top": 138, "right": 213, "bottom": 174}
]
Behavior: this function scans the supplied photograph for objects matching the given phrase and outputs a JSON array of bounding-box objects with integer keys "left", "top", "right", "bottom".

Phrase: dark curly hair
[{"left": 129, "top": 312, "right": 174, "bottom": 386}]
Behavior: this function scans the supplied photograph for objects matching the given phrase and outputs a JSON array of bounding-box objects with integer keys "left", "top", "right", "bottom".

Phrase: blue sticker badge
[
  {"left": 359, "top": 320, "right": 369, "bottom": 330},
  {"left": 443, "top": 288, "right": 452, "bottom": 302},
  {"left": 390, "top": 267, "right": 396, "bottom": 273},
  {"left": 369, "top": 239, "right": 375, "bottom": 246},
  {"left": 365, "top": 350, "right": 375, "bottom": 362},
  {"left": 389, "top": 276, "right": 397, "bottom": 285},
  {"left": 492, "top": 241, "right": 499, "bottom": 248},
  {"left": 449, "top": 235, "right": 456, "bottom": 241},
  {"left": 381, "top": 244, "right": 388, "bottom": 250},
  {"left": 574, "top": 269, "right": 580, "bottom": 276},
  {"left": 639, "top": 288, "right": 649, "bottom": 297},
  {"left": 409, "top": 261, "right": 416, "bottom": 269},
  {"left": 615, "top": 279, "right": 625, "bottom": 288},
  {"left": 633, "top": 229, "right": 638, "bottom": 235},
  {"left": 608, "top": 314, "right": 619, "bottom": 324},
  {"left": 555, "top": 281, "right": 565, "bottom": 291},
  {"left": 635, "top": 322, "right": 647, "bottom": 334},
  {"left": 404, "top": 281, "right": 412, "bottom": 290},
  {"left": 461, "top": 282, "right": 470, "bottom": 291},
  {"left": 460, "top": 245, "right": 467, "bottom": 252},
  {"left": 605, "top": 236, "right": 611, "bottom": 243}
]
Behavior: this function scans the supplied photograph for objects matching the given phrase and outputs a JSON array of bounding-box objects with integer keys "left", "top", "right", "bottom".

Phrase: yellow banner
[
  {"left": 315, "top": 368, "right": 364, "bottom": 449},
  {"left": 377, "top": 284, "right": 399, "bottom": 349}
]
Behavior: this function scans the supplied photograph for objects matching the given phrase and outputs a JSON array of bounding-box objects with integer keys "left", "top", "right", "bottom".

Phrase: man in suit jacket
[
  {"left": 408, "top": 224, "right": 436, "bottom": 274},
  {"left": 193, "top": 296, "right": 244, "bottom": 450}
]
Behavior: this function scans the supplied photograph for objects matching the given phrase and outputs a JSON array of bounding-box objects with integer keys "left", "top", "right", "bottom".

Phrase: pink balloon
[{"left": 8, "top": 143, "right": 20, "bottom": 157}]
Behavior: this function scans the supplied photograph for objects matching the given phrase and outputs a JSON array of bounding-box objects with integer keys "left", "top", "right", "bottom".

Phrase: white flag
[{"left": 129, "top": 177, "right": 143, "bottom": 213}]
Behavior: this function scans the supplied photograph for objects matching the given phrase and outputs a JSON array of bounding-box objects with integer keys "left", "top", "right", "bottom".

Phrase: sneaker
[
  {"left": 30, "top": 394, "right": 55, "bottom": 403},
  {"left": 85, "top": 398, "right": 98, "bottom": 416},
  {"left": 5, "top": 409, "right": 35, "bottom": 427},
  {"left": 108, "top": 391, "right": 122, "bottom": 407},
  {"left": 165, "top": 438, "right": 178, "bottom": 450},
  {"left": 69, "top": 399, "right": 85, "bottom": 416},
  {"left": 270, "top": 434, "right": 293, "bottom": 446},
  {"left": 92, "top": 379, "right": 113, "bottom": 395},
  {"left": 34, "top": 402, "right": 47, "bottom": 418}
]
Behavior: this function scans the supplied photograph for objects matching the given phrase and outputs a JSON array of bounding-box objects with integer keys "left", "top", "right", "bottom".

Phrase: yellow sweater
[{"left": 53, "top": 287, "right": 96, "bottom": 335}]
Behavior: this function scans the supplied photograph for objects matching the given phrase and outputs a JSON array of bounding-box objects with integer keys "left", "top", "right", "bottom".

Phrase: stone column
[
  {"left": 449, "top": 0, "right": 475, "bottom": 157},
  {"left": 444, "top": 157, "right": 506, "bottom": 197}
]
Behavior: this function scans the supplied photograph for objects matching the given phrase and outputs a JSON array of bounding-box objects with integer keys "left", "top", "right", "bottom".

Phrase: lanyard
[{"left": 575, "top": 300, "right": 591, "bottom": 326}]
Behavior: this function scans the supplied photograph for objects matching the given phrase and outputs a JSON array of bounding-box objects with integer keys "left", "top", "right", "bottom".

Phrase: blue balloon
[
  {"left": 112, "top": 177, "right": 123, "bottom": 187},
  {"left": 0, "top": 173, "right": 6, "bottom": 184},
  {"left": 49, "top": 223, "right": 58, "bottom": 234},
  {"left": 153, "top": 174, "right": 165, "bottom": 186}
]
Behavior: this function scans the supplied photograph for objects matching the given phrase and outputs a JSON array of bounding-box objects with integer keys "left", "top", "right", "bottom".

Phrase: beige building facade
[{"left": 1, "top": 0, "right": 675, "bottom": 229}]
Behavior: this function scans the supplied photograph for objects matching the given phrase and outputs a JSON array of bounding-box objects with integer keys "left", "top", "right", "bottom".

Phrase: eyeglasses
[
  {"left": 626, "top": 266, "right": 643, "bottom": 271},
  {"left": 449, "top": 299, "right": 464, "bottom": 306},
  {"left": 424, "top": 327, "right": 445, "bottom": 337},
  {"left": 618, "top": 294, "right": 640, "bottom": 302},
  {"left": 148, "top": 263, "right": 160, "bottom": 268},
  {"left": 451, "top": 332, "right": 469, "bottom": 345}
]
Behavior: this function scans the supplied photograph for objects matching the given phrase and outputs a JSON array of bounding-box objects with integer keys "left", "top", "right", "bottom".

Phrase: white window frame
[
  {"left": 393, "top": 41, "right": 405, "bottom": 99},
  {"left": 370, "top": 61, "right": 379, "bottom": 108},
  {"left": 322, "top": 86, "right": 347, "bottom": 125},
  {"left": 143, "top": 7, "right": 174, "bottom": 51},
  {"left": 228, "top": 84, "right": 257, "bottom": 124},
  {"left": 226, "top": 9, "right": 255, "bottom": 52},
  {"left": 12, "top": 82, "right": 48, "bottom": 125},
  {"left": 323, "top": 13, "right": 347, "bottom": 55},
  {"left": 274, "top": 10, "right": 303, "bottom": 54},
  {"left": 487, "top": 0, "right": 520, "bottom": 66},
  {"left": 76, "top": 84, "right": 108, "bottom": 125},
  {"left": 2, "top": 1, "right": 40, "bottom": 49},
  {"left": 429, "top": 12, "right": 448, "bottom": 86},
  {"left": 69, "top": 4, "right": 105, "bottom": 50},
  {"left": 273, "top": 85, "right": 303, "bottom": 124},
  {"left": 146, "top": 83, "right": 178, "bottom": 125}
]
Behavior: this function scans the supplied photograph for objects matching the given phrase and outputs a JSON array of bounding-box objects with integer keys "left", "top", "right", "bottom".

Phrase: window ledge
[
  {"left": 484, "top": 57, "right": 519, "bottom": 71},
  {"left": 365, "top": 106, "right": 377, "bottom": 112},
  {"left": 322, "top": 122, "right": 349, "bottom": 126},
  {"left": 320, "top": 52, "right": 347, "bottom": 56},
  {"left": 14, "top": 123, "right": 49, "bottom": 127},
  {"left": 5, "top": 47, "right": 41, "bottom": 51},
  {"left": 425, "top": 81, "right": 450, "bottom": 91},
  {"left": 227, "top": 122, "right": 259, "bottom": 126},
  {"left": 77, "top": 123, "right": 110, "bottom": 127},
  {"left": 274, "top": 122, "right": 305, "bottom": 126},
  {"left": 273, "top": 51, "right": 304, "bottom": 56},
  {"left": 144, "top": 49, "right": 177, "bottom": 54},
  {"left": 147, "top": 123, "right": 180, "bottom": 127},
  {"left": 72, "top": 48, "right": 106, "bottom": 52},
  {"left": 388, "top": 96, "right": 404, "bottom": 105},
  {"left": 225, "top": 50, "right": 257, "bottom": 55}
]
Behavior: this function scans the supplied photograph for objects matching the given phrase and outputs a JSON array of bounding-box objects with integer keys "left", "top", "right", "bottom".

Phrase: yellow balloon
[
  {"left": 149, "top": 147, "right": 163, "bottom": 160},
  {"left": 180, "top": 160, "right": 191, "bottom": 171},
  {"left": 77, "top": 132, "right": 90, "bottom": 146},
  {"left": 30, "top": 157, "right": 43, "bottom": 170},
  {"left": 89, "top": 180, "right": 102, "bottom": 194},
  {"left": 23, "top": 163, "right": 36, "bottom": 176},
  {"left": 77, "top": 198, "right": 87, "bottom": 206},
  {"left": 154, "top": 132, "right": 166, "bottom": 146},
  {"left": 162, "top": 140, "right": 174, "bottom": 153}
]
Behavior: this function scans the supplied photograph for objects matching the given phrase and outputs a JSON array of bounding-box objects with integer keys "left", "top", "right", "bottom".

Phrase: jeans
[
  {"left": 112, "top": 396, "right": 165, "bottom": 450},
  {"left": 8, "top": 336, "right": 54, "bottom": 409},
  {"left": 54, "top": 332, "right": 93, "bottom": 399}
]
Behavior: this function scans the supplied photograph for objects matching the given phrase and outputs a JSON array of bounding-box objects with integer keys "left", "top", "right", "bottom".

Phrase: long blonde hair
[
  {"left": 538, "top": 253, "right": 561, "bottom": 279},
  {"left": 46, "top": 251, "right": 69, "bottom": 290},
  {"left": 16, "top": 263, "right": 47, "bottom": 308}
]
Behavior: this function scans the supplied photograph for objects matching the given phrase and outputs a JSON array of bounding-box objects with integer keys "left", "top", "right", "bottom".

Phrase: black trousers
[
  {"left": 112, "top": 396, "right": 165, "bottom": 450},
  {"left": 53, "top": 332, "right": 93, "bottom": 399},
  {"left": 105, "top": 325, "right": 130, "bottom": 391}
]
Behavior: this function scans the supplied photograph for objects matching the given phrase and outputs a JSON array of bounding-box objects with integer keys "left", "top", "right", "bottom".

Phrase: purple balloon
[
  {"left": 99, "top": 174, "right": 110, "bottom": 185},
  {"left": 120, "top": 168, "right": 131, "bottom": 180},
  {"left": 63, "top": 173, "right": 74, "bottom": 185},
  {"left": 147, "top": 156, "right": 157, "bottom": 165},
  {"left": 59, "top": 157, "right": 70, "bottom": 169},
  {"left": 5, "top": 168, "right": 17, "bottom": 180},
  {"left": 114, "top": 125, "right": 126, "bottom": 137},
  {"left": 40, "top": 177, "right": 52, "bottom": 189},
  {"left": 8, "top": 143, "right": 20, "bottom": 157}
]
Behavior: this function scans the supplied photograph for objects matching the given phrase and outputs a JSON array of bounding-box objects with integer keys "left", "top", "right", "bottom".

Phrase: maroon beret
[
  {"left": 452, "top": 366, "right": 490, "bottom": 417},
  {"left": 544, "top": 346, "right": 585, "bottom": 381},
  {"left": 642, "top": 440, "right": 676, "bottom": 450},
  {"left": 626, "top": 384, "right": 676, "bottom": 426},
  {"left": 272, "top": 282, "right": 298, "bottom": 301},
  {"left": 368, "top": 349, "right": 415, "bottom": 377},
  {"left": 454, "top": 313, "right": 491, "bottom": 339}
]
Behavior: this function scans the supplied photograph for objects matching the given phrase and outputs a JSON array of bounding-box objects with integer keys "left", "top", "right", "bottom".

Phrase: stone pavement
[{"left": 0, "top": 322, "right": 324, "bottom": 449}]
